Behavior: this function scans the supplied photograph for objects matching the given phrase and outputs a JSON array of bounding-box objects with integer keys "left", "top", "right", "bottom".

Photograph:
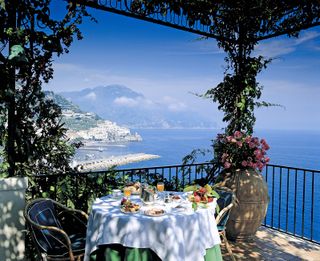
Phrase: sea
[
  {"left": 75, "top": 128, "right": 320, "bottom": 242},
  {"left": 75, "top": 129, "right": 320, "bottom": 170}
]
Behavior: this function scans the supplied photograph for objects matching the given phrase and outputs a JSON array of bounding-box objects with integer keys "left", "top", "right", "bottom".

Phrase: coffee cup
[{"left": 112, "top": 189, "right": 121, "bottom": 198}]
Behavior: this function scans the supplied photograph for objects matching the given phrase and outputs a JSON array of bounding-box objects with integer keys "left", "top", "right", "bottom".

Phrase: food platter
[
  {"left": 120, "top": 198, "right": 140, "bottom": 214},
  {"left": 144, "top": 208, "right": 166, "bottom": 217},
  {"left": 120, "top": 206, "right": 140, "bottom": 214},
  {"left": 120, "top": 203, "right": 140, "bottom": 214}
]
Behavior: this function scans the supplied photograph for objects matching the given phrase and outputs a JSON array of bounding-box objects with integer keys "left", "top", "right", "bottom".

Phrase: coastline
[{"left": 75, "top": 153, "right": 160, "bottom": 172}]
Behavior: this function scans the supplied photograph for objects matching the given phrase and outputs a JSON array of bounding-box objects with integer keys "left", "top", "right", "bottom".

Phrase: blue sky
[{"left": 46, "top": 4, "right": 320, "bottom": 131}]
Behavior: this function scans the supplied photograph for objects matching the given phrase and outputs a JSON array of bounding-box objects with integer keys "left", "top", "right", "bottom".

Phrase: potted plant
[{"left": 214, "top": 130, "right": 270, "bottom": 240}]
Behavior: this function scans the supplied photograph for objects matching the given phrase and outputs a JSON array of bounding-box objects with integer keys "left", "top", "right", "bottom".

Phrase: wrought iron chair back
[
  {"left": 215, "top": 189, "right": 236, "bottom": 261},
  {"left": 24, "top": 198, "right": 88, "bottom": 261}
]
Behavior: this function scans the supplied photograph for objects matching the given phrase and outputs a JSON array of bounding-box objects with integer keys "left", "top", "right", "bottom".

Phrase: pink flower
[
  {"left": 234, "top": 131, "right": 242, "bottom": 139},
  {"left": 262, "top": 143, "right": 270, "bottom": 150},
  {"left": 258, "top": 162, "right": 264, "bottom": 171},
  {"left": 253, "top": 137, "right": 259, "bottom": 145},
  {"left": 249, "top": 142, "right": 256, "bottom": 149},
  {"left": 214, "top": 133, "right": 270, "bottom": 171},
  {"left": 256, "top": 154, "right": 263, "bottom": 160},
  {"left": 252, "top": 163, "right": 258, "bottom": 169},
  {"left": 254, "top": 149, "right": 260, "bottom": 156},
  {"left": 224, "top": 162, "right": 231, "bottom": 169},
  {"left": 241, "top": 161, "right": 248, "bottom": 167},
  {"left": 221, "top": 153, "right": 228, "bottom": 163}
]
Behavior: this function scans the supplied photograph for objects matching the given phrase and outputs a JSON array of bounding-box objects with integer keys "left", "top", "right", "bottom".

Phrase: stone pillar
[{"left": 0, "top": 177, "right": 28, "bottom": 261}]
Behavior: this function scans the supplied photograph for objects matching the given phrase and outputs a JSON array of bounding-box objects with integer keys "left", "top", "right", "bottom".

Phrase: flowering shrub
[{"left": 213, "top": 131, "right": 270, "bottom": 171}]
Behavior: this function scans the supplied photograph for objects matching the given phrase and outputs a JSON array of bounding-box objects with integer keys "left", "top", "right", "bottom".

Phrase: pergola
[{"left": 78, "top": 0, "right": 320, "bottom": 43}]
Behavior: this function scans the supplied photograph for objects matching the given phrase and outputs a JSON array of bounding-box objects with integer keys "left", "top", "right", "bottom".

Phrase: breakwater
[{"left": 76, "top": 153, "right": 160, "bottom": 172}]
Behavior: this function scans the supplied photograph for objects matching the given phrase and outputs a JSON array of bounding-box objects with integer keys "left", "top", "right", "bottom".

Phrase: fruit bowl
[{"left": 185, "top": 184, "right": 219, "bottom": 208}]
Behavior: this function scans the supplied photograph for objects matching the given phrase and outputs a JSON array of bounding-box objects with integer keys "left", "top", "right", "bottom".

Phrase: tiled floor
[{"left": 221, "top": 227, "right": 320, "bottom": 261}]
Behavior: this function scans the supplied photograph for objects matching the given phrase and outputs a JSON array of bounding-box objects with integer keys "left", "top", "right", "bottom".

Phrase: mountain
[{"left": 59, "top": 85, "right": 217, "bottom": 129}]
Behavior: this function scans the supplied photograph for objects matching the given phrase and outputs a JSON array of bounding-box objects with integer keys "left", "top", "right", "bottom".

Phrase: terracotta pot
[{"left": 216, "top": 168, "right": 269, "bottom": 241}]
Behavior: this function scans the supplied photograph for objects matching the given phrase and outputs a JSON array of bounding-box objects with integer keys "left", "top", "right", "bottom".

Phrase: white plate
[{"left": 144, "top": 208, "right": 166, "bottom": 217}]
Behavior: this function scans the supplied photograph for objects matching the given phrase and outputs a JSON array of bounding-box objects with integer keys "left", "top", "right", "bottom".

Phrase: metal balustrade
[
  {"left": 28, "top": 163, "right": 320, "bottom": 244},
  {"left": 262, "top": 164, "right": 320, "bottom": 244}
]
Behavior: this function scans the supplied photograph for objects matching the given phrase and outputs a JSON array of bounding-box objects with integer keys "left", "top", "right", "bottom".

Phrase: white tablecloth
[{"left": 84, "top": 193, "right": 221, "bottom": 261}]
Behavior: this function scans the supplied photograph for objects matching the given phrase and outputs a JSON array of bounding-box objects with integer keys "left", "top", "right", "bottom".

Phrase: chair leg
[
  {"left": 221, "top": 231, "right": 236, "bottom": 261},
  {"left": 41, "top": 253, "right": 48, "bottom": 261}
]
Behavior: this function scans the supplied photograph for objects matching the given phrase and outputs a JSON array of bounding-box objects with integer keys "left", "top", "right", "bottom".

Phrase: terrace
[
  {"left": 1, "top": 1, "right": 320, "bottom": 260},
  {"left": 26, "top": 163, "right": 320, "bottom": 260}
]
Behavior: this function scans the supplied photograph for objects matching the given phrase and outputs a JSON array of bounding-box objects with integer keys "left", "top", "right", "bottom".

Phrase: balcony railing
[
  {"left": 28, "top": 163, "right": 320, "bottom": 245},
  {"left": 262, "top": 164, "right": 320, "bottom": 244}
]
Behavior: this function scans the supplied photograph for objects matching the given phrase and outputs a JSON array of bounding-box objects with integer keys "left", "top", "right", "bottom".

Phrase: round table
[{"left": 84, "top": 193, "right": 222, "bottom": 261}]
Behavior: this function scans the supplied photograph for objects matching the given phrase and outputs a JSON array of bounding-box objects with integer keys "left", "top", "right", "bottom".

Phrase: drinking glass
[
  {"left": 156, "top": 182, "right": 165, "bottom": 201},
  {"left": 157, "top": 182, "right": 165, "bottom": 192},
  {"left": 123, "top": 187, "right": 131, "bottom": 198}
]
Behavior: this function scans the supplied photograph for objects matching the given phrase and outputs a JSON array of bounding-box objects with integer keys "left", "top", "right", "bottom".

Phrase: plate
[
  {"left": 144, "top": 208, "right": 166, "bottom": 217},
  {"left": 172, "top": 205, "right": 188, "bottom": 212},
  {"left": 170, "top": 195, "right": 182, "bottom": 202}
]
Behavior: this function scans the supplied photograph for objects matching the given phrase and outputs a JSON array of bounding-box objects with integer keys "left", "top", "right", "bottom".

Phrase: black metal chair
[
  {"left": 24, "top": 198, "right": 88, "bottom": 261},
  {"left": 215, "top": 189, "right": 236, "bottom": 261}
]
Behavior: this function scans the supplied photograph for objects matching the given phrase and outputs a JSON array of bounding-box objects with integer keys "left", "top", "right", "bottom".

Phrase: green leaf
[
  {"left": 0, "top": 0, "right": 5, "bottom": 10},
  {"left": 8, "top": 45, "right": 28, "bottom": 63},
  {"left": 208, "top": 190, "right": 220, "bottom": 199},
  {"left": 42, "top": 192, "right": 49, "bottom": 198},
  {"left": 183, "top": 185, "right": 198, "bottom": 192},
  {"left": 192, "top": 202, "right": 198, "bottom": 211}
]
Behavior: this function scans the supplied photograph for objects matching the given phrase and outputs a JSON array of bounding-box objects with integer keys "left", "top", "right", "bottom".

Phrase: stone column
[{"left": 0, "top": 177, "right": 28, "bottom": 261}]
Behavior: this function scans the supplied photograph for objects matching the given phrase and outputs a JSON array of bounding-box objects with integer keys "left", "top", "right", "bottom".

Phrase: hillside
[
  {"left": 60, "top": 85, "right": 217, "bottom": 129},
  {"left": 45, "top": 91, "right": 141, "bottom": 142},
  {"left": 45, "top": 91, "right": 100, "bottom": 131}
]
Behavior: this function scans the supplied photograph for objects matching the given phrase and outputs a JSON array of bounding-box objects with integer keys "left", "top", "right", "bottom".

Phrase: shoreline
[{"left": 75, "top": 153, "right": 160, "bottom": 172}]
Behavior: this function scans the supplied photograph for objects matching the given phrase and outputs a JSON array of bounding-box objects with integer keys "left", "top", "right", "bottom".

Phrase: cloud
[
  {"left": 113, "top": 96, "right": 155, "bottom": 108},
  {"left": 113, "top": 96, "right": 139, "bottom": 107},
  {"left": 162, "top": 96, "right": 187, "bottom": 112},
  {"left": 84, "top": 91, "right": 97, "bottom": 101},
  {"left": 256, "top": 31, "right": 320, "bottom": 58}
]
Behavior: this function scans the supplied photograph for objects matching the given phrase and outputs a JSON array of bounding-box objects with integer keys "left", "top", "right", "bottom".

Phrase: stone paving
[{"left": 221, "top": 227, "right": 320, "bottom": 261}]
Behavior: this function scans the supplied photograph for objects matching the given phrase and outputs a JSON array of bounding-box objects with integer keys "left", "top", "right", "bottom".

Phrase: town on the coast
[{"left": 46, "top": 92, "right": 159, "bottom": 170}]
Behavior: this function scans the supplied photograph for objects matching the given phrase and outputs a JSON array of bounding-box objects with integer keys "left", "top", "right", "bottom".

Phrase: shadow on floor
[{"left": 221, "top": 227, "right": 320, "bottom": 261}]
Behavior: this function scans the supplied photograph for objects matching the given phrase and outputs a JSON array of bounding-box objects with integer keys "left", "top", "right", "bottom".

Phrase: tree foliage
[{"left": 0, "top": 0, "right": 93, "bottom": 176}]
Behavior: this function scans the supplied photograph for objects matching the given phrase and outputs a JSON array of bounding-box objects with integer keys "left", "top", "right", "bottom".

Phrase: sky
[{"left": 45, "top": 3, "right": 320, "bottom": 131}]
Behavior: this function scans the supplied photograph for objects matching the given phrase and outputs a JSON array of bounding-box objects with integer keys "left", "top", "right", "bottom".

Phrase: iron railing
[
  {"left": 29, "top": 162, "right": 320, "bottom": 244},
  {"left": 262, "top": 164, "right": 320, "bottom": 245}
]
